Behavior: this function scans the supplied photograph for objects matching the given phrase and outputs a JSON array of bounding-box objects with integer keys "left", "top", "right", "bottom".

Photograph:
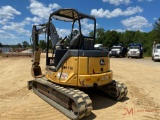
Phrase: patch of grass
[{"left": 143, "top": 53, "right": 151, "bottom": 57}]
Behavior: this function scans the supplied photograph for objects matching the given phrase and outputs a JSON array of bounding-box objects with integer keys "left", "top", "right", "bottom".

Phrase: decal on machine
[
  {"left": 63, "top": 66, "right": 73, "bottom": 70},
  {"left": 100, "top": 59, "right": 105, "bottom": 65},
  {"left": 57, "top": 72, "right": 68, "bottom": 79}
]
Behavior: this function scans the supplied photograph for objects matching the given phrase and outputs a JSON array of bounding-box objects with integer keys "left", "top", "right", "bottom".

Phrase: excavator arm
[{"left": 31, "top": 23, "right": 59, "bottom": 78}]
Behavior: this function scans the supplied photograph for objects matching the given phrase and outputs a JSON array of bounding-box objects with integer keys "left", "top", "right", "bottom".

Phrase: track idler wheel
[
  {"left": 68, "top": 89, "right": 93, "bottom": 117},
  {"left": 71, "top": 101, "right": 79, "bottom": 115},
  {"left": 102, "top": 80, "right": 128, "bottom": 100}
]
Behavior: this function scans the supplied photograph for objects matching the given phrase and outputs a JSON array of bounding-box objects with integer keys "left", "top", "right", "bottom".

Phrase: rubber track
[
  {"left": 32, "top": 78, "right": 87, "bottom": 120},
  {"left": 100, "top": 80, "right": 128, "bottom": 101},
  {"left": 116, "top": 81, "right": 128, "bottom": 100},
  {"left": 68, "top": 88, "right": 93, "bottom": 117}
]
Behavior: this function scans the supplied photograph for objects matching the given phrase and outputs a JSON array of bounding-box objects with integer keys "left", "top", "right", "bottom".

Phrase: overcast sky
[{"left": 0, "top": 0, "right": 159, "bottom": 45}]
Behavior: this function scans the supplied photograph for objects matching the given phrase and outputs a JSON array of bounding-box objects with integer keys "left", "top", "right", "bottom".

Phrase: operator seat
[{"left": 70, "top": 34, "right": 80, "bottom": 49}]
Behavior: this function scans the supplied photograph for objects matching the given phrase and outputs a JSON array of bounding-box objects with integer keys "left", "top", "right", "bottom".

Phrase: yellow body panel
[
  {"left": 78, "top": 71, "right": 113, "bottom": 87},
  {"left": 46, "top": 56, "right": 113, "bottom": 87},
  {"left": 88, "top": 57, "right": 110, "bottom": 74},
  {"left": 78, "top": 57, "right": 88, "bottom": 75}
]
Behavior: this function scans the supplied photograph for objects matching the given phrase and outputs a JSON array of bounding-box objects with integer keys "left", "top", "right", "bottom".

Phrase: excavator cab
[
  {"left": 29, "top": 8, "right": 128, "bottom": 120},
  {"left": 46, "top": 9, "right": 96, "bottom": 69}
]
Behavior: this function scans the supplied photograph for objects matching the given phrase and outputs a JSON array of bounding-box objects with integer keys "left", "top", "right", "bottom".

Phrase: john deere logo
[{"left": 100, "top": 59, "right": 105, "bottom": 65}]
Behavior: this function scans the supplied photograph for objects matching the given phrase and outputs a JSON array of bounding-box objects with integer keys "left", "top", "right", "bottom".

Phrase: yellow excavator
[{"left": 28, "top": 8, "right": 128, "bottom": 120}]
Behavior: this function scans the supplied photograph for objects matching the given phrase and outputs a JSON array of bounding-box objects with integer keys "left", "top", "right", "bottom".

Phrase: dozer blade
[{"left": 28, "top": 78, "right": 92, "bottom": 120}]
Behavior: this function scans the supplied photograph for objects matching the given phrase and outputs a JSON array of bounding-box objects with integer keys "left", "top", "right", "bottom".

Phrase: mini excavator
[{"left": 28, "top": 8, "right": 128, "bottom": 120}]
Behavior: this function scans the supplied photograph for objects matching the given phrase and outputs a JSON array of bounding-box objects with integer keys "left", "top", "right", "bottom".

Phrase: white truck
[
  {"left": 152, "top": 42, "right": 160, "bottom": 61},
  {"left": 109, "top": 44, "right": 127, "bottom": 57},
  {"left": 127, "top": 43, "right": 143, "bottom": 58}
]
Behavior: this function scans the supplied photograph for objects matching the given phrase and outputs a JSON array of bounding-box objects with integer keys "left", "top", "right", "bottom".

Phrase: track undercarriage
[
  {"left": 28, "top": 78, "right": 128, "bottom": 120},
  {"left": 28, "top": 78, "right": 92, "bottom": 120}
]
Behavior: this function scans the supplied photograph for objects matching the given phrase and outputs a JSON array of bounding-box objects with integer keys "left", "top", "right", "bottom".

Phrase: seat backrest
[
  {"left": 70, "top": 34, "right": 80, "bottom": 49},
  {"left": 54, "top": 49, "right": 68, "bottom": 66}
]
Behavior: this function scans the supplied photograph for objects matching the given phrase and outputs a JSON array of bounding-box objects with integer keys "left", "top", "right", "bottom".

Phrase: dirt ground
[{"left": 0, "top": 54, "right": 160, "bottom": 120}]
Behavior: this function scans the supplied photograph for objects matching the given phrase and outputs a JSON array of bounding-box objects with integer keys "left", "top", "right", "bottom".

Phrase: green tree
[
  {"left": 120, "top": 30, "right": 135, "bottom": 46},
  {"left": 153, "top": 18, "right": 160, "bottom": 43},
  {"left": 17, "top": 43, "right": 22, "bottom": 48},
  {"left": 96, "top": 28, "right": 105, "bottom": 44},
  {"left": 39, "top": 40, "right": 46, "bottom": 50},
  {"left": 22, "top": 41, "right": 29, "bottom": 48},
  {"left": 104, "top": 30, "right": 120, "bottom": 49},
  {"left": 89, "top": 31, "right": 94, "bottom": 37},
  {"left": 133, "top": 30, "right": 142, "bottom": 43}
]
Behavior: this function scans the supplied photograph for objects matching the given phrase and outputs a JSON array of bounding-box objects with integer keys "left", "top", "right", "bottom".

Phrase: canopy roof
[{"left": 50, "top": 8, "right": 95, "bottom": 22}]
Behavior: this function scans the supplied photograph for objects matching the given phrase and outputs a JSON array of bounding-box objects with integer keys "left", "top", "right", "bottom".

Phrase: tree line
[
  {"left": 0, "top": 41, "right": 30, "bottom": 49},
  {"left": 93, "top": 18, "right": 160, "bottom": 56}
]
